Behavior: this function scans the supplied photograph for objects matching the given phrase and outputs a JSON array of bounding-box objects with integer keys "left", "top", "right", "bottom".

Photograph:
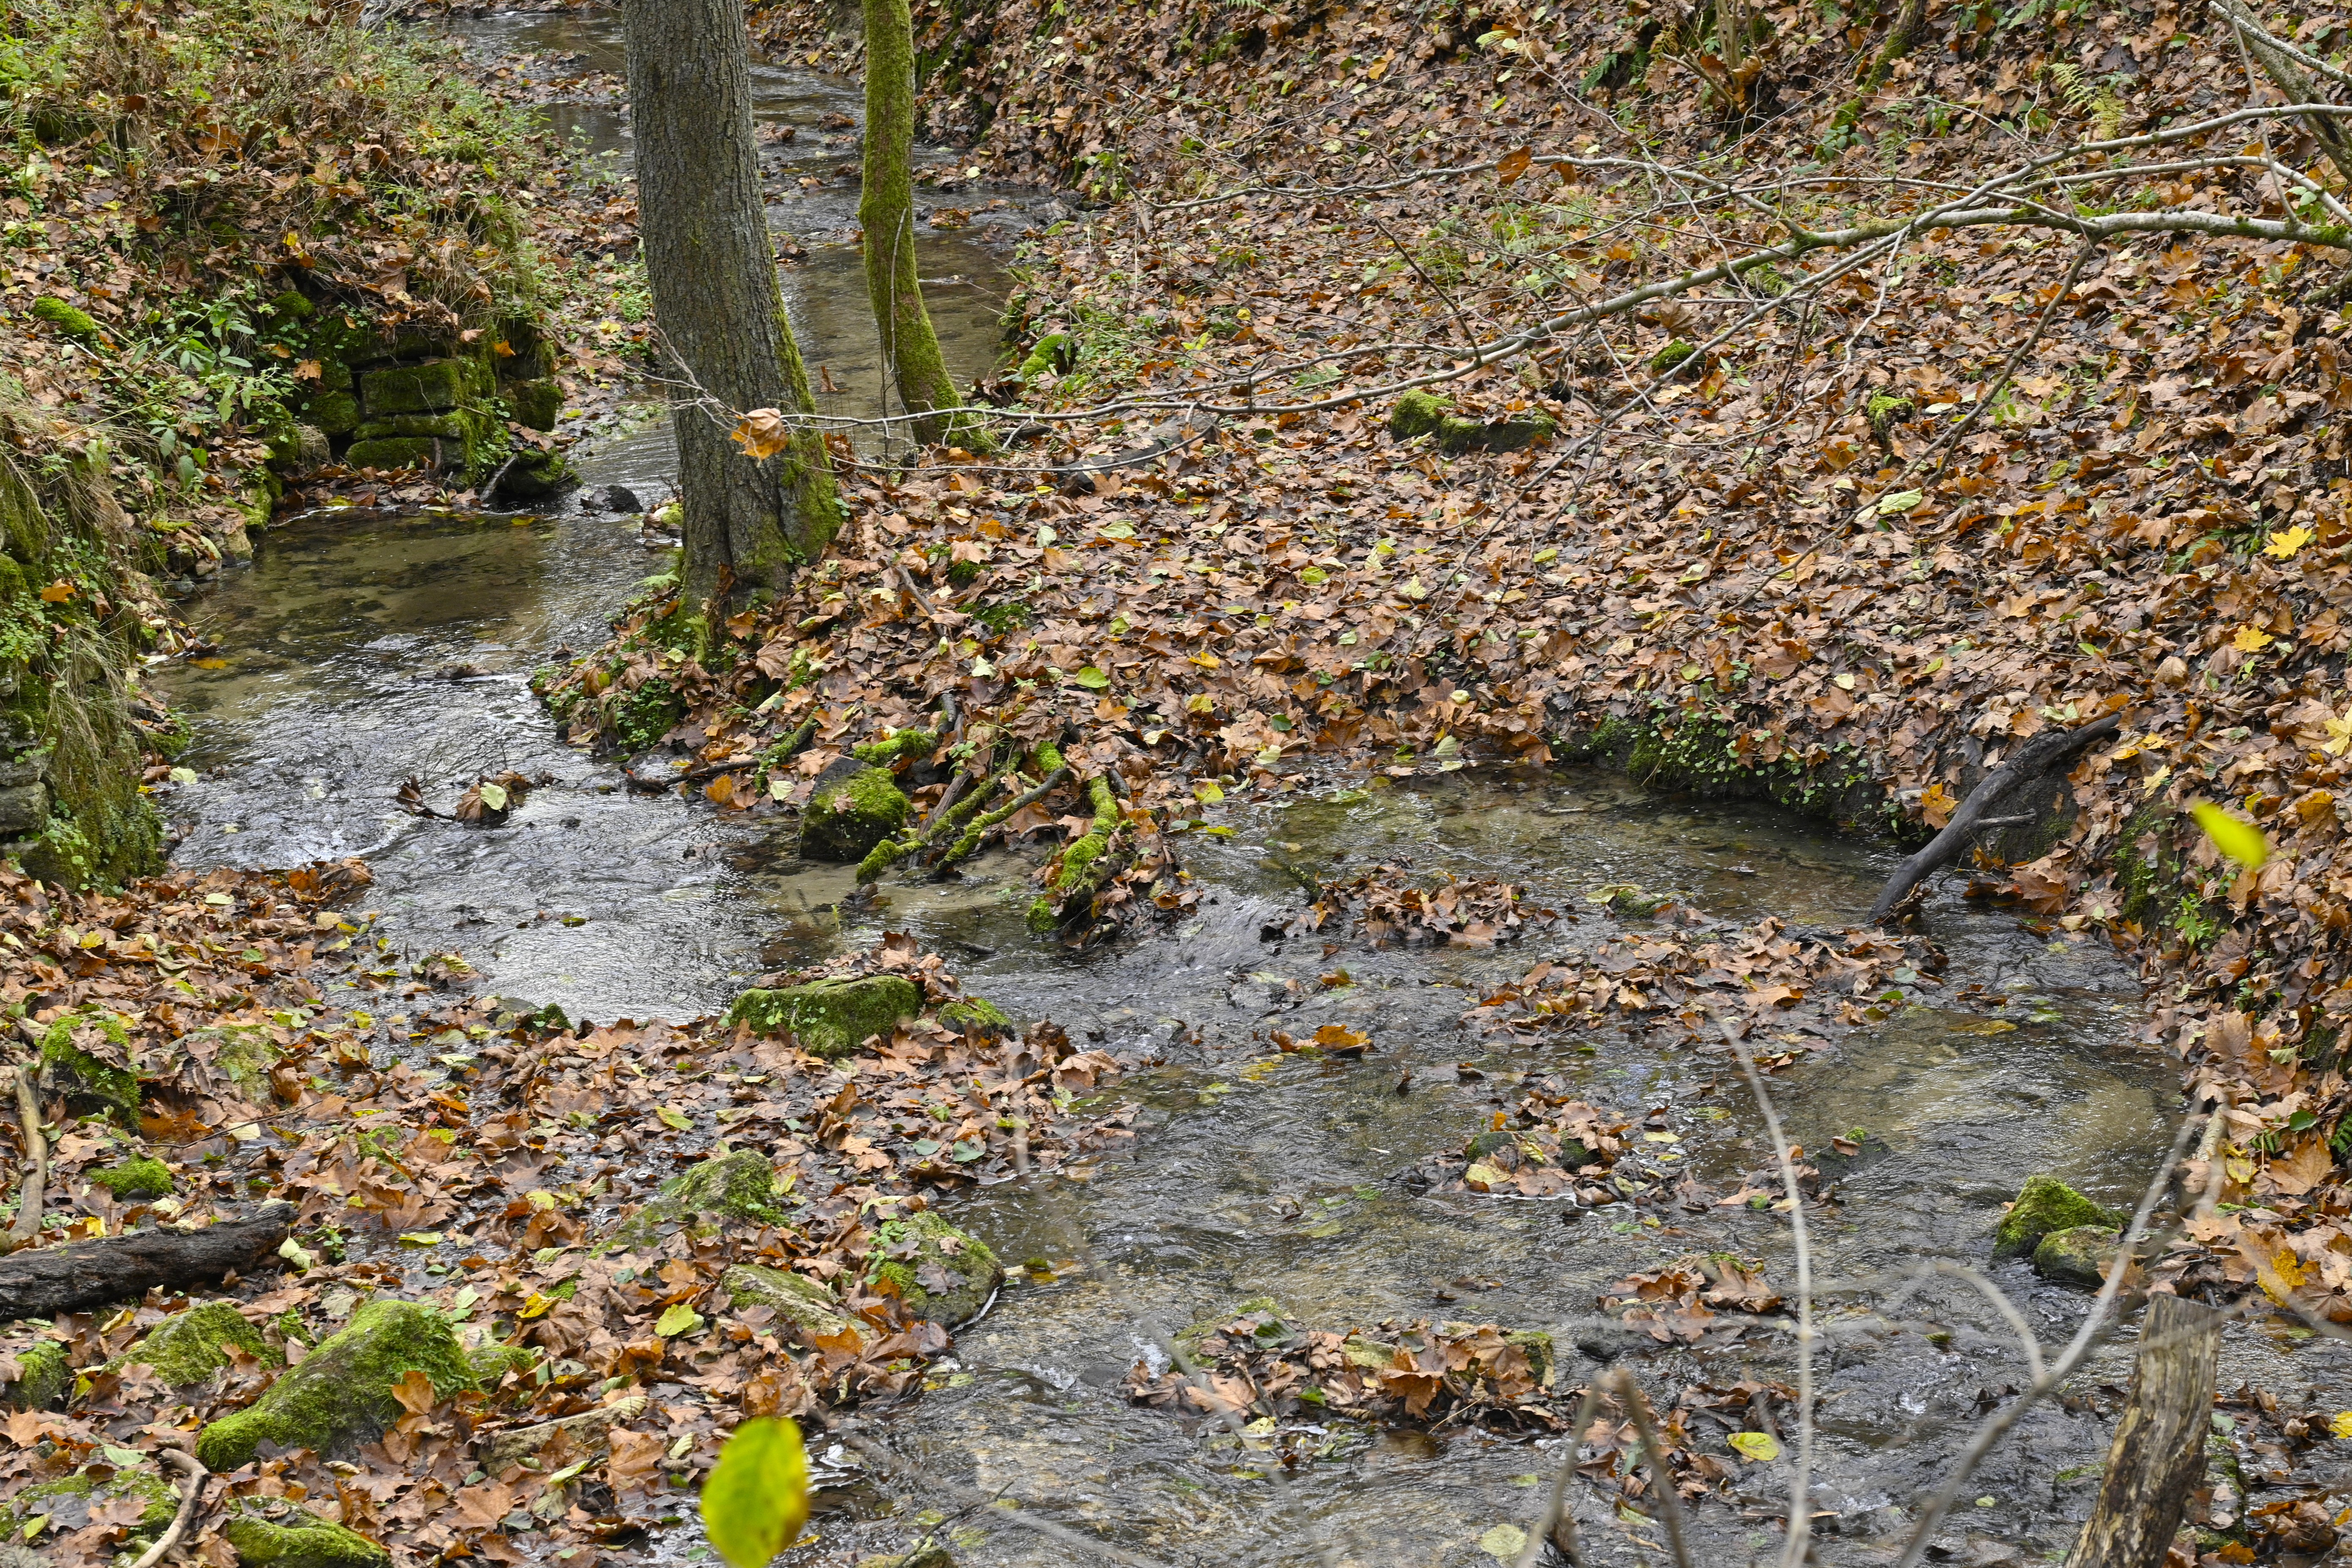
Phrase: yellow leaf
[
  {"left": 703, "top": 1418, "right": 810, "bottom": 1568},
  {"left": 518, "top": 1292, "right": 556, "bottom": 1320},
  {"left": 2325, "top": 712, "right": 2352, "bottom": 757},
  {"left": 2330, "top": 1411, "right": 2352, "bottom": 1440},
  {"left": 2232, "top": 625, "right": 2275, "bottom": 653},
  {"left": 2266, "top": 524, "right": 2315, "bottom": 559},
  {"left": 38, "top": 580, "right": 73, "bottom": 603},
  {"left": 730, "top": 407, "right": 792, "bottom": 460},
  {"left": 1194, "top": 780, "right": 1224, "bottom": 805},
  {"left": 656, "top": 1105, "right": 692, "bottom": 1132},
  {"left": 2190, "top": 802, "right": 2270, "bottom": 869},
  {"left": 1728, "top": 1431, "right": 1781, "bottom": 1462},
  {"left": 2259, "top": 1247, "right": 2309, "bottom": 1304}
]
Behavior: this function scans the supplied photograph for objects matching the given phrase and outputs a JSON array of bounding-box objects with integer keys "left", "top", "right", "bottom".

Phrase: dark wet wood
[
  {"left": 2071, "top": 1293, "right": 2224, "bottom": 1568},
  {"left": 0, "top": 1202, "right": 292, "bottom": 1321}
]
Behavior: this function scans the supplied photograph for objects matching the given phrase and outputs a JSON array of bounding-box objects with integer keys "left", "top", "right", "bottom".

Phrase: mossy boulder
[
  {"left": 1387, "top": 390, "right": 1557, "bottom": 455},
  {"left": 864, "top": 1211, "right": 1001, "bottom": 1326},
  {"left": 90, "top": 1155, "right": 174, "bottom": 1201},
  {"left": 119, "top": 1302, "right": 278, "bottom": 1387},
  {"left": 487, "top": 447, "right": 574, "bottom": 503},
  {"left": 800, "top": 760, "right": 912, "bottom": 861},
  {"left": 727, "top": 974, "right": 923, "bottom": 1061},
  {"left": 937, "top": 995, "right": 1010, "bottom": 1034},
  {"left": 2032, "top": 1225, "right": 2122, "bottom": 1290},
  {"left": 341, "top": 436, "right": 439, "bottom": 473},
  {"left": 194, "top": 1299, "right": 478, "bottom": 1470},
  {"left": 4, "top": 1340, "right": 70, "bottom": 1410},
  {"left": 1994, "top": 1174, "right": 2119, "bottom": 1259},
  {"left": 358, "top": 359, "right": 477, "bottom": 417},
  {"left": 507, "top": 379, "right": 562, "bottom": 431},
  {"left": 614, "top": 1149, "right": 790, "bottom": 1244},
  {"left": 222, "top": 1498, "right": 391, "bottom": 1568},
  {"left": 1648, "top": 338, "right": 1698, "bottom": 374},
  {"left": 305, "top": 390, "right": 360, "bottom": 435},
  {"left": 467, "top": 1342, "right": 539, "bottom": 1384},
  {"left": 0, "top": 1466, "right": 176, "bottom": 1548},
  {"left": 39, "top": 1009, "right": 140, "bottom": 1122},
  {"left": 722, "top": 1264, "right": 864, "bottom": 1343}
]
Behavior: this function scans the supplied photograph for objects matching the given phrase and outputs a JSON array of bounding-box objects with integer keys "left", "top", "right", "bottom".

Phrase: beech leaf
[{"left": 701, "top": 1416, "right": 810, "bottom": 1568}]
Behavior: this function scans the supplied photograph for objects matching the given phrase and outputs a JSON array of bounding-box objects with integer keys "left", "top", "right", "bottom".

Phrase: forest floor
[{"left": 15, "top": 0, "right": 2352, "bottom": 1564}]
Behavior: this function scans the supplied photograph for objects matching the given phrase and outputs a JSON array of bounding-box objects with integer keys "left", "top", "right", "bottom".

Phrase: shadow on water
[{"left": 145, "top": 11, "right": 2352, "bottom": 1564}]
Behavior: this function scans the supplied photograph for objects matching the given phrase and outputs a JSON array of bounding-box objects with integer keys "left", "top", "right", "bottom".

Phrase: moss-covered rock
[
  {"left": 358, "top": 358, "right": 478, "bottom": 416},
  {"left": 1993, "top": 1174, "right": 2118, "bottom": 1259},
  {"left": 1387, "top": 390, "right": 1557, "bottom": 455},
  {"left": 2032, "top": 1225, "right": 2121, "bottom": 1289},
  {"left": 937, "top": 995, "right": 1009, "bottom": 1034},
  {"left": 29, "top": 297, "right": 99, "bottom": 341},
  {"left": 222, "top": 1499, "right": 391, "bottom": 1568},
  {"left": 120, "top": 1301, "right": 278, "bottom": 1387},
  {"left": 0, "top": 1466, "right": 176, "bottom": 1548},
  {"left": 1648, "top": 338, "right": 1697, "bottom": 374},
  {"left": 467, "top": 1342, "right": 539, "bottom": 1384},
  {"left": 726, "top": 974, "right": 923, "bottom": 1060},
  {"left": 90, "top": 1155, "right": 174, "bottom": 1201},
  {"left": 39, "top": 1008, "right": 139, "bottom": 1122},
  {"left": 194, "top": 1299, "right": 478, "bottom": 1470},
  {"left": 305, "top": 389, "right": 360, "bottom": 435},
  {"left": 4, "top": 1340, "right": 70, "bottom": 1410},
  {"left": 800, "top": 761, "right": 912, "bottom": 861},
  {"left": 507, "top": 379, "right": 562, "bottom": 431},
  {"left": 341, "top": 436, "right": 438, "bottom": 473},
  {"left": 614, "top": 1149, "right": 790, "bottom": 1244},
  {"left": 721, "top": 1264, "right": 863, "bottom": 1342},
  {"left": 864, "top": 1210, "right": 1001, "bottom": 1325}
]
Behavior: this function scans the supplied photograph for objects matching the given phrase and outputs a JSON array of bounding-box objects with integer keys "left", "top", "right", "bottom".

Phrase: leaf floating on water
[
  {"left": 2190, "top": 803, "right": 2270, "bottom": 870},
  {"left": 1728, "top": 1430, "right": 1782, "bottom": 1462}
]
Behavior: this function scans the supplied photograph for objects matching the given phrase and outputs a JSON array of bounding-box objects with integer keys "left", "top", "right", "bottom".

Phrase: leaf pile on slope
[{"left": 0, "top": 919, "right": 1128, "bottom": 1563}]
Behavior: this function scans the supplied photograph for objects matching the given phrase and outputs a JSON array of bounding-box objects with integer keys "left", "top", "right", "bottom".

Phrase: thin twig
[
  {"left": 1515, "top": 1380, "right": 1606, "bottom": 1568},
  {"left": 1616, "top": 1371, "right": 1696, "bottom": 1568},
  {"left": 1918, "top": 237, "right": 2098, "bottom": 482}
]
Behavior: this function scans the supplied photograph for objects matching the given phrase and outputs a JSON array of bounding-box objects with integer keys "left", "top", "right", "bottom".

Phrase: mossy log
[
  {"left": 935, "top": 745, "right": 1069, "bottom": 871},
  {"left": 1027, "top": 771, "right": 1124, "bottom": 933},
  {"left": 0, "top": 1201, "right": 293, "bottom": 1322}
]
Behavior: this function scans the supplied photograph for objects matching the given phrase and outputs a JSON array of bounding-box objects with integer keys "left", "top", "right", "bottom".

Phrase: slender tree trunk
[
  {"left": 2071, "top": 1293, "right": 2225, "bottom": 1568},
  {"left": 859, "top": 0, "right": 969, "bottom": 445},
  {"left": 622, "top": 0, "right": 837, "bottom": 605}
]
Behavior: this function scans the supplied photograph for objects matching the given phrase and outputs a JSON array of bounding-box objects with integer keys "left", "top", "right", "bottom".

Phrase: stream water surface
[{"left": 145, "top": 14, "right": 2352, "bottom": 1566}]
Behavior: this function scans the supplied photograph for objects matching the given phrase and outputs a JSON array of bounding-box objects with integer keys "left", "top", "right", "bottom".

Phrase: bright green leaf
[
  {"left": 655, "top": 1303, "right": 705, "bottom": 1338},
  {"left": 1728, "top": 1430, "right": 1782, "bottom": 1462},
  {"left": 656, "top": 1105, "right": 693, "bottom": 1132},
  {"left": 397, "top": 1231, "right": 444, "bottom": 1247},
  {"left": 702, "top": 1416, "right": 810, "bottom": 1568},
  {"left": 2190, "top": 802, "right": 2270, "bottom": 870},
  {"left": 1074, "top": 666, "right": 1110, "bottom": 690},
  {"left": 1877, "top": 489, "right": 1924, "bottom": 515}
]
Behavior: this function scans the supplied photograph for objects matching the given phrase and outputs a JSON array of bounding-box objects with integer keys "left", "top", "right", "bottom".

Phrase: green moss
[
  {"left": 193, "top": 1299, "right": 479, "bottom": 1470},
  {"left": 852, "top": 723, "right": 945, "bottom": 767},
  {"left": 1388, "top": 389, "right": 1453, "bottom": 440},
  {"left": 305, "top": 390, "right": 360, "bottom": 434},
  {"left": 29, "top": 297, "right": 99, "bottom": 341},
  {"left": 90, "top": 1155, "right": 174, "bottom": 1200},
  {"left": 119, "top": 1301, "right": 278, "bottom": 1387},
  {"left": 615, "top": 1148, "right": 789, "bottom": 1244},
  {"left": 5, "top": 1340, "right": 70, "bottom": 1410},
  {"left": 341, "top": 436, "right": 437, "bottom": 472},
  {"left": 222, "top": 1501, "right": 391, "bottom": 1568},
  {"left": 721, "top": 1264, "right": 862, "bottom": 1341},
  {"left": 506, "top": 378, "right": 562, "bottom": 431},
  {"left": 938, "top": 995, "right": 1009, "bottom": 1033},
  {"left": 726, "top": 974, "right": 923, "bottom": 1060},
  {"left": 1648, "top": 338, "right": 1697, "bottom": 374},
  {"left": 1386, "top": 389, "right": 1556, "bottom": 454},
  {"left": 1993, "top": 1174, "right": 2118, "bottom": 1259},
  {"left": 1865, "top": 392, "right": 1916, "bottom": 443},
  {"left": 0, "top": 1466, "right": 175, "bottom": 1545},
  {"left": 864, "top": 1210, "right": 1001, "bottom": 1324},
  {"left": 358, "top": 358, "right": 479, "bottom": 416},
  {"left": 467, "top": 1342, "right": 539, "bottom": 1384},
  {"left": 800, "top": 764, "right": 912, "bottom": 861},
  {"left": 2031, "top": 1224, "right": 2121, "bottom": 1289},
  {"left": 38, "top": 1009, "right": 139, "bottom": 1122}
]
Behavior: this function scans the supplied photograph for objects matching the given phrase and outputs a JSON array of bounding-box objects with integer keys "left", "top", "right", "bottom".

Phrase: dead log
[
  {"left": 2070, "top": 1292, "right": 2224, "bottom": 1568},
  {"left": 0, "top": 1202, "right": 293, "bottom": 1322},
  {"left": 1868, "top": 711, "right": 2120, "bottom": 925}
]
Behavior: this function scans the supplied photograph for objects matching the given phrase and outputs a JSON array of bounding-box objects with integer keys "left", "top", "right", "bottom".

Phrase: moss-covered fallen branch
[{"left": 1027, "top": 770, "right": 1125, "bottom": 934}]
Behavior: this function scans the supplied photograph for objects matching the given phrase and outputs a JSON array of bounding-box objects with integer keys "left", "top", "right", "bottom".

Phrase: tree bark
[
  {"left": 622, "top": 0, "right": 838, "bottom": 605},
  {"left": 859, "top": 0, "right": 970, "bottom": 445},
  {"left": 0, "top": 1202, "right": 293, "bottom": 1321},
  {"left": 2071, "top": 1293, "right": 2224, "bottom": 1568}
]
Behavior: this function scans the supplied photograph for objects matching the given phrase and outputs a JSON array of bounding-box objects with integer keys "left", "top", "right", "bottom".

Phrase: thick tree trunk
[
  {"left": 2071, "top": 1293, "right": 2225, "bottom": 1568},
  {"left": 859, "top": 0, "right": 968, "bottom": 445},
  {"left": 0, "top": 1203, "right": 293, "bottom": 1321},
  {"left": 622, "top": 0, "right": 837, "bottom": 604}
]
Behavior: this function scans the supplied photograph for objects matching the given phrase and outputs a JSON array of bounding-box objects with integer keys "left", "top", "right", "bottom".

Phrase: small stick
[
  {"left": 8, "top": 1066, "right": 45, "bottom": 1253},
  {"left": 1514, "top": 1379, "right": 1605, "bottom": 1568},
  {"left": 128, "top": 1448, "right": 207, "bottom": 1568},
  {"left": 1919, "top": 238, "right": 2098, "bottom": 483},
  {"left": 1615, "top": 1371, "right": 1696, "bottom": 1568}
]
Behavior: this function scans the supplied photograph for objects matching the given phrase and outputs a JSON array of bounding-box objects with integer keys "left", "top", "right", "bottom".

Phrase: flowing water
[{"left": 147, "top": 13, "right": 2352, "bottom": 1566}]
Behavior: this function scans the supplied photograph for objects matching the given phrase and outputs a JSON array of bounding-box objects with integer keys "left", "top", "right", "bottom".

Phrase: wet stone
[
  {"left": 194, "top": 1299, "right": 478, "bottom": 1470},
  {"left": 2032, "top": 1224, "right": 2121, "bottom": 1289},
  {"left": 800, "top": 758, "right": 912, "bottom": 861},
  {"left": 1993, "top": 1174, "right": 2118, "bottom": 1259},
  {"left": 727, "top": 973, "right": 922, "bottom": 1061},
  {"left": 866, "top": 1210, "right": 1001, "bottom": 1325}
]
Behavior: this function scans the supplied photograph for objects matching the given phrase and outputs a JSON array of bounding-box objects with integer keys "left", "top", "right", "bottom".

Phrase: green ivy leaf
[{"left": 701, "top": 1416, "right": 810, "bottom": 1568}]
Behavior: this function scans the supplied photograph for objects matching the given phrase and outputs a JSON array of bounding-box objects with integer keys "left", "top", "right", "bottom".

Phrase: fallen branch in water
[{"left": 1868, "top": 712, "right": 2122, "bottom": 925}]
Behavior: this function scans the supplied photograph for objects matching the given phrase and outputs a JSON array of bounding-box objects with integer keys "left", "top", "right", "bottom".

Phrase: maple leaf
[
  {"left": 732, "top": 408, "right": 793, "bottom": 459},
  {"left": 2265, "top": 525, "right": 2314, "bottom": 559},
  {"left": 2232, "top": 625, "right": 2275, "bottom": 653},
  {"left": 2320, "top": 709, "right": 2352, "bottom": 757}
]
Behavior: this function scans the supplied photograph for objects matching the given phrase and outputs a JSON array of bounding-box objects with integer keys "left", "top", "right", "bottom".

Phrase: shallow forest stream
[{"left": 128, "top": 17, "right": 2352, "bottom": 1565}]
